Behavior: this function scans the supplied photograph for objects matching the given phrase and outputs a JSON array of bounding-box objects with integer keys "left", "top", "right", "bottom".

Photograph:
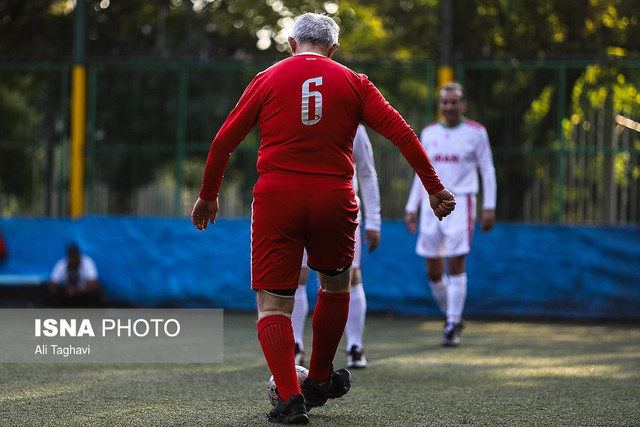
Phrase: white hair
[{"left": 291, "top": 13, "right": 339, "bottom": 49}]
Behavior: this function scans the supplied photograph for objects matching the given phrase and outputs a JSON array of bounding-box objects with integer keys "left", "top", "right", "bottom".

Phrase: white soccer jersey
[
  {"left": 406, "top": 118, "right": 497, "bottom": 215},
  {"left": 353, "top": 124, "right": 381, "bottom": 231}
]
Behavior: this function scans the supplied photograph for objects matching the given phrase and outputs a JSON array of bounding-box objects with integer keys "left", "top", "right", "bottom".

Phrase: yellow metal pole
[
  {"left": 70, "top": 64, "right": 86, "bottom": 218},
  {"left": 71, "top": 0, "right": 86, "bottom": 218},
  {"left": 438, "top": 65, "right": 455, "bottom": 89}
]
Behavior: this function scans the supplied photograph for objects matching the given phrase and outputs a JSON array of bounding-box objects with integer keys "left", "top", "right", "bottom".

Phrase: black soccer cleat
[
  {"left": 441, "top": 320, "right": 465, "bottom": 347},
  {"left": 267, "top": 393, "right": 309, "bottom": 424},
  {"left": 300, "top": 365, "right": 351, "bottom": 410},
  {"left": 346, "top": 345, "right": 367, "bottom": 369}
]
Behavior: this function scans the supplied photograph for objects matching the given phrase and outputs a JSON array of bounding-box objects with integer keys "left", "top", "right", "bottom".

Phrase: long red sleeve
[{"left": 199, "top": 79, "right": 263, "bottom": 200}]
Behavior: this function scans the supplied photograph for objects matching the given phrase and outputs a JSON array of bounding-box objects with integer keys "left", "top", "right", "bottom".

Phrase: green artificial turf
[{"left": 1, "top": 313, "right": 638, "bottom": 426}]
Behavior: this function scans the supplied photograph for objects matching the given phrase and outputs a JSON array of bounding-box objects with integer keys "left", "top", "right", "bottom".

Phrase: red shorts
[{"left": 251, "top": 172, "right": 358, "bottom": 290}]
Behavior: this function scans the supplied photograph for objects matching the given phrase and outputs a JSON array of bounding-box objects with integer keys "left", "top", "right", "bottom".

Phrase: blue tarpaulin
[{"left": 1, "top": 217, "right": 638, "bottom": 320}]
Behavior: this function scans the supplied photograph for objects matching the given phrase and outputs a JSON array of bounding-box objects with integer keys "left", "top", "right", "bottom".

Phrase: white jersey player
[
  {"left": 405, "top": 82, "right": 497, "bottom": 347},
  {"left": 292, "top": 124, "right": 381, "bottom": 368}
]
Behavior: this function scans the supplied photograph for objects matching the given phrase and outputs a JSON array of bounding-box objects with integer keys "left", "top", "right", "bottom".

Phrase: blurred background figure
[
  {"left": 47, "top": 243, "right": 104, "bottom": 307},
  {"left": 405, "top": 82, "right": 497, "bottom": 347}
]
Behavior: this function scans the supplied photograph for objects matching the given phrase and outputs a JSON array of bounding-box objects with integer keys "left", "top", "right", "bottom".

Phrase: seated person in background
[{"left": 47, "top": 243, "right": 104, "bottom": 307}]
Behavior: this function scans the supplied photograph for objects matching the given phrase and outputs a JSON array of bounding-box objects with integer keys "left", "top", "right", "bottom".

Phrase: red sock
[
  {"left": 308, "top": 289, "right": 350, "bottom": 384},
  {"left": 257, "top": 315, "right": 300, "bottom": 402}
]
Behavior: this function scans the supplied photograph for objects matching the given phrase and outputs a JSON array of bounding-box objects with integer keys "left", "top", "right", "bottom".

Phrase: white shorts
[
  {"left": 302, "top": 221, "right": 362, "bottom": 269},
  {"left": 416, "top": 194, "right": 476, "bottom": 258}
]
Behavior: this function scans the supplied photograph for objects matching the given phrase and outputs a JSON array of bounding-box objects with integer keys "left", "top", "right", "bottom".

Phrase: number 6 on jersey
[{"left": 301, "top": 77, "right": 322, "bottom": 125}]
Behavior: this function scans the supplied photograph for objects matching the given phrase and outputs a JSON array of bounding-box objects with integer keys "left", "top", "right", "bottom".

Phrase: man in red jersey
[{"left": 192, "top": 13, "right": 455, "bottom": 424}]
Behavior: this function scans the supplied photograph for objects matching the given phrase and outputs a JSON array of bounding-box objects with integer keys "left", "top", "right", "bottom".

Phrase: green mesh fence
[{"left": 1, "top": 59, "right": 639, "bottom": 223}]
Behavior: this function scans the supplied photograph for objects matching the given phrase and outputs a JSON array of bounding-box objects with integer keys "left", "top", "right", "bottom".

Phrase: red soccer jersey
[{"left": 199, "top": 53, "right": 443, "bottom": 200}]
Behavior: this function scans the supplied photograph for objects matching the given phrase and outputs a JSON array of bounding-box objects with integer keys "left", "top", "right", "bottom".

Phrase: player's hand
[
  {"left": 191, "top": 197, "right": 219, "bottom": 230},
  {"left": 405, "top": 212, "right": 418, "bottom": 234},
  {"left": 364, "top": 229, "right": 380, "bottom": 252},
  {"left": 481, "top": 209, "right": 495, "bottom": 232},
  {"left": 429, "top": 189, "right": 456, "bottom": 221}
]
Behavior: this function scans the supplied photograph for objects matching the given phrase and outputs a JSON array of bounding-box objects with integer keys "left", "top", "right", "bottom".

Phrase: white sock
[
  {"left": 291, "top": 284, "right": 309, "bottom": 350},
  {"left": 446, "top": 273, "right": 467, "bottom": 324},
  {"left": 429, "top": 276, "right": 448, "bottom": 315},
  {"left": 345, "top": 282, "right": 366, "bottom": 350}
]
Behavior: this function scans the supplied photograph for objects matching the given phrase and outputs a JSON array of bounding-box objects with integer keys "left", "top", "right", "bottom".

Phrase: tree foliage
[
  {"left": 2, "top": 0, "right": 639, "bottom": 61},
  {"left": 1, "top": 0, "right": 639, "bottom": 219}
]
